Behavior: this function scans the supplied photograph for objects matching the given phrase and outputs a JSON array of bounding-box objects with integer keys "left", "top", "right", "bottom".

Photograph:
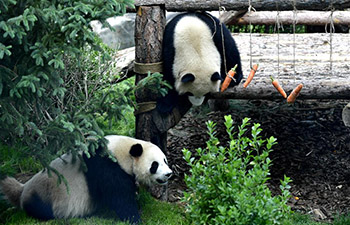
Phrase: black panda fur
[{"left": 83, "top": 146, "right": 140, "bottom": 223}]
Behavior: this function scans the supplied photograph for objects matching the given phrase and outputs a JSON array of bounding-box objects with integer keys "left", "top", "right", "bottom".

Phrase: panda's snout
[
  {"left": 155, "top": 171, "right": 173, "bottom": 185},
  {"left": 165, "top": 172, "right": 172, "bottom": 178}
]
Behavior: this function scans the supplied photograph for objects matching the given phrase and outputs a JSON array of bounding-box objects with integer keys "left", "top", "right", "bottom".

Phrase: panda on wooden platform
[
  {"left": 0, "top": 135, "right": 172, "bottom": 224},
  {"left": 158, "top": 12, "right": 243, "bottom": 113}
]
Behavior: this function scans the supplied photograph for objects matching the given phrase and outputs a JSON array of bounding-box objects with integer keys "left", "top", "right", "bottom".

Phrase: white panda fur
[
  {"left": 172, "top": 15, "right": 221, "bottom": 104},
  {"left": 158, "top": 12, "right": 243, "bottom": 113},
  {"left": 0, "top": 135, "right": 172, "bottom": 223}
]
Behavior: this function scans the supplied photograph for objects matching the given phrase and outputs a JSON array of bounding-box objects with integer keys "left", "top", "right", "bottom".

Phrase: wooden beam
[
  {"left": 223, "top": 10, "right": 350, "bottom": 26},
  {"left": 209, "top": 78, "right": 350, "bottom": 100},
  {"left": 133, "top": 0, "right": 350, "bottom": 12}
]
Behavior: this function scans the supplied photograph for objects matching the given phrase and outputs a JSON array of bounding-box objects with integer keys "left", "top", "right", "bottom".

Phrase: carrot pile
[
  {"left": 287, "top": 83, "right": 303, "bottom": 104},
  {"left": 221, "top": 64, "right": 237, "bottom": 92},
  {"left": 243, "top": 64, "right": 258, "bottom": 88},
  {"left": 270, "top": 76, "right": 287, "bottom": 98}
]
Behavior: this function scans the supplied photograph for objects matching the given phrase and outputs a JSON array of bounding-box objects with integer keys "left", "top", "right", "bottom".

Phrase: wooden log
[
  {"left": 133, "top": 0, "right": 350, "bottom": 12},
  {"left": 209, "top": 78, "right": 350, "bottom": 100},
  {"left": 223, "top": 11, "right": 350, "bottom": 26}
]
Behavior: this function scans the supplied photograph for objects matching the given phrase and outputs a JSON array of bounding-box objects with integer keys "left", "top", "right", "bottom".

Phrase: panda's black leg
[
  {"left": 156, "top": 90, "right": 179, "bottom": 113},
  {"left": 110, "top": 199, "right": 141, "bottom": 224},
  {"left": 22, "top": 192, "right": 54, "bottom": 220}
]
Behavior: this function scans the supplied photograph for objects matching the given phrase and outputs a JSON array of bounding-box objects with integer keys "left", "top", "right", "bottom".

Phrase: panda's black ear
[
  {"left": 181, "top": 73, "right": 195, "bottom": 83},
  {"left": 130, "top": 144, "right": 143, "bottom": 157},
  {"left": 211, "top": 72, "right": 222, "bottom": 81}
]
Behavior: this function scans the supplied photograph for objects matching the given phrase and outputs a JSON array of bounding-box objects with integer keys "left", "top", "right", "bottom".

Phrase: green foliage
[
  {"left": 135, "top": 71, "right": 172, "bottom": 98},
  {"left": 0, "top": 0, "right": 134, "bottom": 174},
  {"left": 183, "top": 116, "right": 292, "bottom": 225},
  {"left": 96, "top": 77, "right": 136, "bottom": 137}
]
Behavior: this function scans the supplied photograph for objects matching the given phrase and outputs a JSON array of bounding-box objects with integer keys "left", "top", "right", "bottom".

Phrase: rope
[
  {"left": 207, "top": 12, "right": 217, "bottom": 39},
  {"left": 325, "top": 0, "right": 335, "bottom": 76},
  {"left": 292, "top": 0, "right": 297, "bottom": 81},
  {"left": 329, "top": 4, "right": 335, "bottom": 76},
  {"left": 134, "top": 61, "right": 163, "bottom": 74},
  {"left": 134, "top": 101, "right": 157, "bottom": 115},
  {"left": 248, "top": 0, "right": 256, "bottom": 69},
  {"left": 219, "top": 6, "right": 228, "bottom": 74},
  {"left": 274, "top": 2, "right": 281, "bottom": 78}
]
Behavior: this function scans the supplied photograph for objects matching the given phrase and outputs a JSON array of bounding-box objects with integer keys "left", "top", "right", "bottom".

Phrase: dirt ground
[{"left": 166, "top": 99, "right": 350, "bottom": 222}]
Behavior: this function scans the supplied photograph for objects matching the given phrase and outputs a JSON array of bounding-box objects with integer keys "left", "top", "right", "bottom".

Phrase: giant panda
[
  {"left": 158, "top": 12, "right": 243, "bottom": 112},
  {"left": 0, "top": 135, "right": 172, "bottom": 224}
]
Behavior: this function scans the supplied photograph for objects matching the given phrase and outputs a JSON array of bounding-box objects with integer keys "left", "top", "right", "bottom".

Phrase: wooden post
[{"left": 134, "top": 5, "right": 192, "bottom": 153}]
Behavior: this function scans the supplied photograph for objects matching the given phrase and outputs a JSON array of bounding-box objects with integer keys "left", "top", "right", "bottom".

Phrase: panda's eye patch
[
  {"left": 181, "top": 73, "right": 195, "bottom": 83},
  {"left": 150, "top": 161, "right": 159, "bottom": 174},
  {"left": 211, "top": 72, "right": 222, "bottom": 81}
]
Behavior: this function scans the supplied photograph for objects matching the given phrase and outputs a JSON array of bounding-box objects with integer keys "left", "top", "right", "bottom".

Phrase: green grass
[
  {"left": 283, "top": 213, "right": 326, "bottom": 225},
  {"left": 282, "top": 213, "right": 350, "bottom": 225},
  {"left": 0, "top": 143, "right": 42, "bottom": 178},
  {"left": 138, "top": 188, "right": 187, "bottom": 225},
  {"left": 0, "top": 188, "right": 187, "bottom": 225}
]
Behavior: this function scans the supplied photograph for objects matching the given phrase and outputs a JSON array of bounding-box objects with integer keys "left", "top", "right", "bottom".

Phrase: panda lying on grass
[{"left": 0, "top": 135, "right": 172, "bottom": 224}]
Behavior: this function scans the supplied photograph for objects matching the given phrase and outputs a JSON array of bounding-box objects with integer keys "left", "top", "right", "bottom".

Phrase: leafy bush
[
  {"left": 0, "top": 0, "right": 134, "bottom": 175},
  {"left": 183, "top": 116, "right": 292, "bottom": 225}
]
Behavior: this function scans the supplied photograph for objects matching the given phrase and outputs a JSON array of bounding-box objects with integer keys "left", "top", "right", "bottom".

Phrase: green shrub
[
  {"left": 183, "top": 116, "right": 292, "bottom": 225},
  {"left": 0, "top": 0, "right": 134, "bottom": 176}
]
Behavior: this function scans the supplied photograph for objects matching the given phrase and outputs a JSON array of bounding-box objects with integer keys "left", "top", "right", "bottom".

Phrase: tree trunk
[
  {"left": 223, "top": 11, "right": 350, "bottom": 26},
  {"left": 134, "top": 5, "right": 166, "bottom": 148},
  {"left": 133, "top": 0, "right": 350, "bottom": 12}
]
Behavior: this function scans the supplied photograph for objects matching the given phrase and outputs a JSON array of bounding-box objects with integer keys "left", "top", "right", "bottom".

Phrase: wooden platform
[{"left": 214, "top": 33, "right": 350, "bottom": 99}]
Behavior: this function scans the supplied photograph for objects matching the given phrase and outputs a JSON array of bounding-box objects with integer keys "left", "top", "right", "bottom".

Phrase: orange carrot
[
  {"left": 270, "top": 76, "right": 287, "bottom": 98},
  {"left": 287, "top": 83, "right": 303, "bottom": 103},
  {"left": 243, "top": 64, "right": 258, "bottom": 88},
  {"left": 220, "top": 64, "right": 237, "bottom": 92}
]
